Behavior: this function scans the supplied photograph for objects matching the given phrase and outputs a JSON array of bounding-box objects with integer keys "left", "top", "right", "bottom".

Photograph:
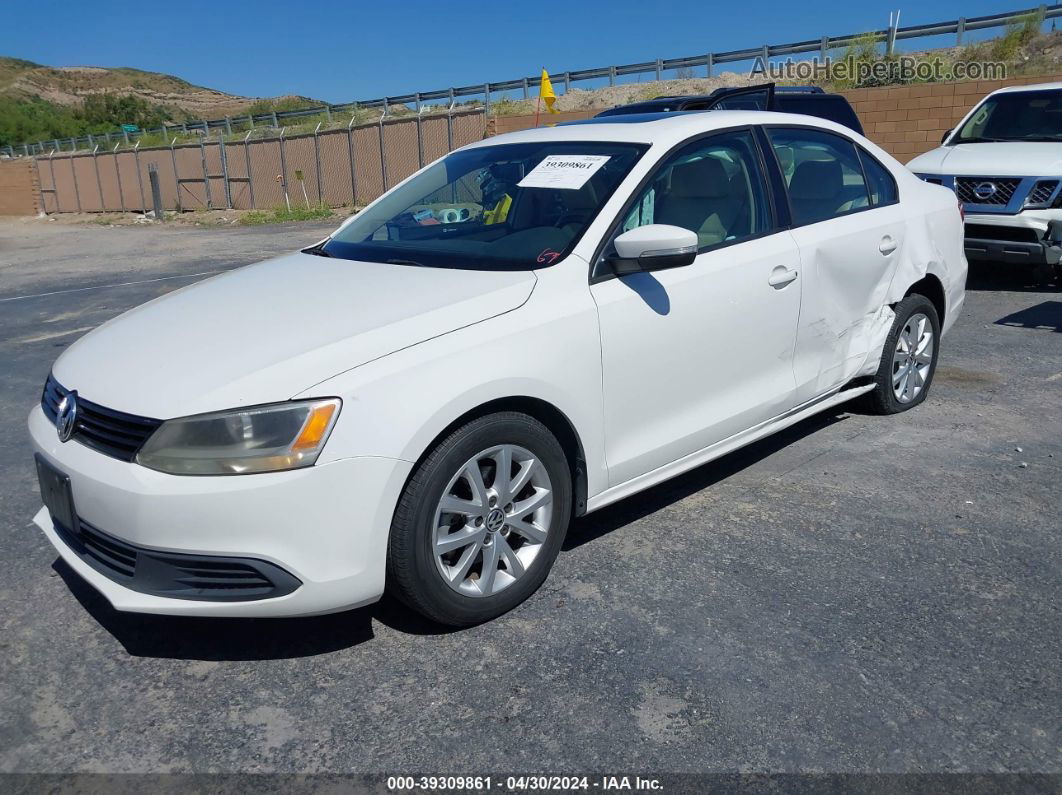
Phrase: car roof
[
  {"left": 990, "top": 80, "right": 1062, "bottom": 95},
  {"left": 464, "top": 110, "right": 861, "bottom": 150}
]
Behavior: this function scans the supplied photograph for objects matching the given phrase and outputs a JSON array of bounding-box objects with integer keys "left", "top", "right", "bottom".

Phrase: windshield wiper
[
  {"left": 303, "top": 243, "right": 333, "bottom": 258},
  {"left": 1016, "top": 135, "right": 1062, "bottom": 142},
  {"left": 386, "top": 258, "right": 428, "bottom": 268},
  {"left": 953, "top": 137, "right": 1005, "bottom": 144}
]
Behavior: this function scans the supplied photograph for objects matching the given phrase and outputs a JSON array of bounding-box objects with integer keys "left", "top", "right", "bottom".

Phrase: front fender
[{"left": 295, "top": 273, "right": 608, "bottom": 498}]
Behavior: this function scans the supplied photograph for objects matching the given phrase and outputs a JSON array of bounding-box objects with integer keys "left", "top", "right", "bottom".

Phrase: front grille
[
  {"left": 1025, "top": 180, "right": 1059, "bottom": 207},
  {"left": 55, "top": 517, "right": 137, "bottom": 579},
  {"left": 42, "top": 375, "right": 162, "bottom": 462},
  {"left": 53, "top": 517, "right": 301, "bottom": 602},
  {"left": 956, "top": 177, "right": 1020, "bottom": 206},
  {"left": 964, "top": 224, "right": 1042, "bottom": 244}
]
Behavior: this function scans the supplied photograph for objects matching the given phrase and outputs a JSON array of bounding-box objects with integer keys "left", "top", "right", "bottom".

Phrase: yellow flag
[{"left": 540, "top": 68, "right": 559, "bottom": 114}]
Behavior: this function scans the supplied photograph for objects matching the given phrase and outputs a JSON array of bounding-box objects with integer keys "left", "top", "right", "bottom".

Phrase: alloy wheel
[
  {"left": 431, "top": 444, "right": 553, "bottom": 597},
  {"left": 892, "top": 311, "right": 934, "bottom": 403}
]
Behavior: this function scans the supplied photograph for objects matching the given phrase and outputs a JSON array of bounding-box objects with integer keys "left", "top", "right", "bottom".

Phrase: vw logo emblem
[
  {"left": 973, "top": 181, "right": 998, "bottom": 200},
  {"left": 55, "top": 391, "right": 78, "bottom": 442},
  {"left": 485, "top": 507, "right": 506, "bottom": 533}
]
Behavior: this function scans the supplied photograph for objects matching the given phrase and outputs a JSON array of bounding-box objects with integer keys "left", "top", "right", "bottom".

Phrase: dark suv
[{"left": 596, "top": 83, "right": 864, "bottom": 134}]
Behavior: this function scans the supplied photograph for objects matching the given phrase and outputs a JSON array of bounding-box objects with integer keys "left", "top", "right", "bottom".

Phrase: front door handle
[
  {"left": 879, "top": 235, "right": 898, "bottom": 255},
  {"left": 768, "top": 266, "right": 799, "bottom": 288}
]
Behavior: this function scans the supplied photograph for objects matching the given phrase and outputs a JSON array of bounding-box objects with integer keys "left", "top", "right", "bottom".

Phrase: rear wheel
[
  {"left": 387, "top": 412, "right": 572, "bottom": 626},
  {"left": 863, "top": 294, "right": 941, "bottom": 415}
]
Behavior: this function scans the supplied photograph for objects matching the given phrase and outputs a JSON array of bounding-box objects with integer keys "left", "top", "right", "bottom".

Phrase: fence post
[
  {"left": 347, "top": 115, "right": 358, "bottom": 207},
  {"left": 521, "top": 78, "right": 529, "bottom": 99},
  {"left": 313, "top": 121, "right": 323, "bottom": 204},
  {"left": 48, "top": 150, "right": 58, "bottom": 213},
  {"left": 886, "top": 11, "right": 899, "bottom": 56},
  {"left": 113, "top": 142, "right": 125, "bottom": 212},
  {"left": 378, "top": 115, "right": 389, "bottom": 192},
  {"left": 446, "top": 101, "right": 455, "bottom": 152},
  {"left": 199, "top": 137, "right": 213, "bottom": 209},
  {"left": 761, "top": 44, "right": 769, "bottom": 70},
  {"left": 271, "top": 111, "right": 279, "bottom": 128},
  {"left": 705, "top": 54, "right": 713, "bottom": 78},
  {"left": 654, "top": 59, "right": 662, "bottom": 81},
  {"left": 324, "top": 105, "right": 333, "bottom": 124},
  {"left": 483, "top": 83, "right": 491, "bottom": 113},
  {"left": 70, "top": 151, "right": 81, "bottom": 212},
  {"left": 219, "top": 135, "right": 232, "bottom": 209},
  {"left": 563, "top": 72, "right": 571, "bottom": 93},
  {"left": 609, "top": 65, "right": 617, "bottom": 86},
  {"left": 820, "top": 36, "right": 829, "bottom": 60},
  {"left": 279, "top": 127, "right": 290, "bottom": 210},
  {"left": 168, "top": 138, "right": 180, "bottom": 211},
  {"left": 415, "top": 94, "right": 425, "bottom": 169},
  {"left": 148, "top": 163, "right": 165, "bottom": 221},
  {"left": 134, "top": 141, "right": 146, "bottom": 212},
  {"left": 247, "top": 114, "right": 255, "bottom": 129},
  {"left": 92, "top": 145, "right": 104, "bottom": 211},
  {"left": 244, "top": 131, "right": 256, "bottom": 209}
]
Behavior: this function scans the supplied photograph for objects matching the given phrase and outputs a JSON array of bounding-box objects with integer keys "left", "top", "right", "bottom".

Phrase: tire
[
  {"left": 863, "top": 294, "right": 941, "bottom": 415},
  {"left": 386, "top": 411, "right": 573, "bottom": 627}
]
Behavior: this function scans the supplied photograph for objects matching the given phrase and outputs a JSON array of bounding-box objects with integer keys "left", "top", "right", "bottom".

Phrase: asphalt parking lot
[{"left": 0, "top": 217, "right": 1059, "bottom": 774}]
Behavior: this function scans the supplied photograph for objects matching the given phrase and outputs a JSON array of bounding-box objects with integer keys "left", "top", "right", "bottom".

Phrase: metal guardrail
[{"left": 3, "top": 2, "right": 1060, "bottom": 157}]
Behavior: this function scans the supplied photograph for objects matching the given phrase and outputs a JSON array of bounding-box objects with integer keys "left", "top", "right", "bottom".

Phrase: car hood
[
  {"left": 53, "top": 252, "right": 537, "bottom": 418},
  {"left": 907, "top": 142, "right": 1062, "bottom": 176}
]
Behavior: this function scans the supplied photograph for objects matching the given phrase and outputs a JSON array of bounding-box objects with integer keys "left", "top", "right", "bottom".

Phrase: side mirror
[{"left": 609, "top": 224, "right": 698, "bottom": 276}]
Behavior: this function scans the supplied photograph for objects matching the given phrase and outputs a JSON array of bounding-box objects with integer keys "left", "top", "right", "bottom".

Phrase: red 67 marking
[{"left": 537, "top": 249, "right": 562, "bottom": 264}]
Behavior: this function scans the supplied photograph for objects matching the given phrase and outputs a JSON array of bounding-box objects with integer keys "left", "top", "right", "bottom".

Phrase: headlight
[{"left": 136, "top": 398, "right": 341, "bottom": 475}]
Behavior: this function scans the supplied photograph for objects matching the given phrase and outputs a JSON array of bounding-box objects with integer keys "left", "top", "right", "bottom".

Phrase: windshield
[
  {"left": 953, "top": 89, "right": 1062, "bottom": 144},
  {"left": 322, "top": 141, "right": 646, "bottom": 269}
]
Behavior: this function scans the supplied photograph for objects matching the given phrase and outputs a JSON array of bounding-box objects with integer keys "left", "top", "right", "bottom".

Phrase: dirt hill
[{"left": 0, "top": 56, "right": 317, "bottom": 118}]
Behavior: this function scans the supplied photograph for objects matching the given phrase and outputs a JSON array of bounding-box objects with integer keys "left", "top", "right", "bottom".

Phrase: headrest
[
  {"left": 669, "top": 157, "right": 730, "bottom": 199},
  {"left": 789, "top": 159, "right": 843, "bottom": 201}
]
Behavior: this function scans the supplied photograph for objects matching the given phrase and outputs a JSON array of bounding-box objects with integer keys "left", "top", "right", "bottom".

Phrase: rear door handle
[
  {"left": 768, "top": 266, "right": 799, "bottom": 288},
  {"left": 879, "top": 235, "right": 898, "bottom": 255}
]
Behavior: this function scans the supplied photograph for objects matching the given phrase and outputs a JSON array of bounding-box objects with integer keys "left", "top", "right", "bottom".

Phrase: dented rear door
[{"left": 788, "top": 203, "right": 906, "bottom": 403}]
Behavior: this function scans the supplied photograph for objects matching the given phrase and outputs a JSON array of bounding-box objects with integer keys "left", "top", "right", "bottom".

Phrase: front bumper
[
  {"left": 963, "top": 238, "right": 1060, "bottom": 265},
  {"left": 29, "top": 405, "right": 413, "bottom": 617},
  {"left": 963, "top": 211, "right": 1062, "bottom": 266}
]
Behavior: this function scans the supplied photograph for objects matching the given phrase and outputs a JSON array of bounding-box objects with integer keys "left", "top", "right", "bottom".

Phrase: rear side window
[
  {"left": 858, "top": 149, "right": 898, "bottom": 206},
  {"left": 767, "top": 127, "right": 871, "bottom": 226}
]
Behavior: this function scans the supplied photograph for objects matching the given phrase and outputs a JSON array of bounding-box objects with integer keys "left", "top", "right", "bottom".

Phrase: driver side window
[{"left": 621, "top": 130, "right": 772, "bottom": 251}]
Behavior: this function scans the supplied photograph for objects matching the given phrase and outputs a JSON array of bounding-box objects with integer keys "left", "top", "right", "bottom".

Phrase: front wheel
[
  {"left": 387, "top": 412, "right": 572, "bottom": 627},
  {"left": 863, "top": 294, "right": 941, "bottom": 415}
]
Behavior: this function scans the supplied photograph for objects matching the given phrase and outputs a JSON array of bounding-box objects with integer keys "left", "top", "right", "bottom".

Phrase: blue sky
[{"left": 1, "top": 1, "right": 1046, "bottom": 104}]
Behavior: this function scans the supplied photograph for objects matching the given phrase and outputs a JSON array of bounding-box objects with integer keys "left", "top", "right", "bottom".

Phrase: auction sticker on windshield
[{"left": 518, "top": 155, "right": 611, "bottom": 190}]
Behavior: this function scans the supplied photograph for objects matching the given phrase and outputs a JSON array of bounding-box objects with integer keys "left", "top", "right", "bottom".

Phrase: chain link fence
[{"left": 32, "top": 109, "right": 488, "bottom": 214}]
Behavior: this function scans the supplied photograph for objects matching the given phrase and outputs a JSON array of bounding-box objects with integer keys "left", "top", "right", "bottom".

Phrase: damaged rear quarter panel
[{"left": 789, "top": 174, "right": 965, "bottom": 401}]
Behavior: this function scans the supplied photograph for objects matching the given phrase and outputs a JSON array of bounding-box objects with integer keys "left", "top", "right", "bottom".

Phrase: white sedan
[{"left": 28, "top": 111, "right": 967, "bottom": 626}]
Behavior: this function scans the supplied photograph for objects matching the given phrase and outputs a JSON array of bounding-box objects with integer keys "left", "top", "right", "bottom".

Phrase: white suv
[
  {"left": 908, "top": 81, "right": 1062, "bottom": 282},
  {"left": 29, "top": 111, "right": 966, "bottom": 626}
]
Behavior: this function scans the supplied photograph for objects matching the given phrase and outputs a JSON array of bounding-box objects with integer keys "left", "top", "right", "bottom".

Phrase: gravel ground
[{"left": 0, "top": 218, "right": 1059, "bottom": 775}]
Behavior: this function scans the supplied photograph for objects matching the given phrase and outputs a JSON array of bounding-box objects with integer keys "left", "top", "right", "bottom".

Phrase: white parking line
[{"left": 0, "top": 270, "right": 226, "bottom": 303}]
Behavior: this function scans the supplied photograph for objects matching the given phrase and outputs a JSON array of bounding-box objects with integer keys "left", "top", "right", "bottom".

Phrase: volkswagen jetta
[{"left": 28, "top": 111, "right": 966, "bottom": 626}]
